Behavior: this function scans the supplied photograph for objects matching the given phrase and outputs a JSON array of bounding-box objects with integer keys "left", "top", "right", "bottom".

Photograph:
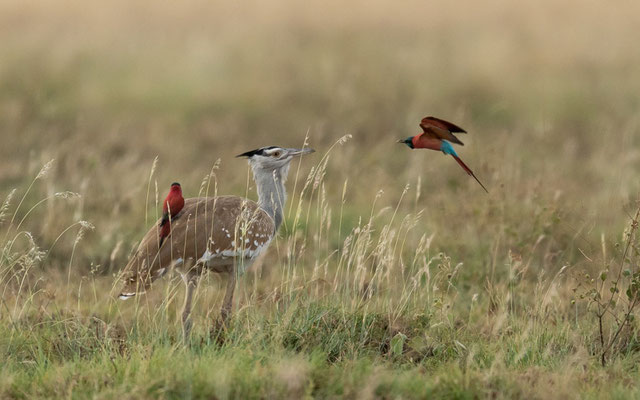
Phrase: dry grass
[{"left": 1, "top": 0, "right": 640, "bottom": 398}]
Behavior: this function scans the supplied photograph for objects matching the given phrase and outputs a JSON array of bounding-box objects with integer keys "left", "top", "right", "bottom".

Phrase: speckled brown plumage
[{"left": 119, "top": 195, "right": 274, "bottom": 297}]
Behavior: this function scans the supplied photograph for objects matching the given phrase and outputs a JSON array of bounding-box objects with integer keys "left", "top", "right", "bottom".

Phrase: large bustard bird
[{"left": 118, "top": 146, "right": 315, "bottom": 338}]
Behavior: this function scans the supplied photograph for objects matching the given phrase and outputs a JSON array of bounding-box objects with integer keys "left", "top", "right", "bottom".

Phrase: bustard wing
[
  {"left": 118, "top": 196, "right": 275, "bottom": 298},
  {"left": 419, "top": 116, "right": 466, "bottom": 145}
]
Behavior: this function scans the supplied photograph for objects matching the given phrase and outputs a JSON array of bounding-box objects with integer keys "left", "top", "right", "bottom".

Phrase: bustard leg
[
  {"left": 181, "top": 270, "right": 198, "bottom": 342},
  {"left": 220, "top": 267, "right": 236, "bottom": 324},
  {"left": 211, "top": 266, "right": 237, "bottom": 340}
]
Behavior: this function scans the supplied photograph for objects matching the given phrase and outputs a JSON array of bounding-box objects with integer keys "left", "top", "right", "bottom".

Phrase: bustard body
[{"left": 118, "top": 146, "right": 314, "bottom": 339}]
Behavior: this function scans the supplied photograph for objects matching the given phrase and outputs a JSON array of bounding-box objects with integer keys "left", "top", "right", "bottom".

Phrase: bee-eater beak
[{"left": 397, "top": 137, "right": 415, "bottom": 149}]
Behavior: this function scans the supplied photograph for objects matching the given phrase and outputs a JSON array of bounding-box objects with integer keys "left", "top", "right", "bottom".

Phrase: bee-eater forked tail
[{"left": 398, "top": 116, "right": 488, "bottom": 193}]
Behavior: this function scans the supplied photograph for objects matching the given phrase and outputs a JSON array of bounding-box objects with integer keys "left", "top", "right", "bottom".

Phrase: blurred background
[{"left": 1, "top": 0, "right": 639, "bottom": 274}]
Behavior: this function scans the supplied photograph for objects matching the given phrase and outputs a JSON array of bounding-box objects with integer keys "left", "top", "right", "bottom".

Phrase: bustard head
[
  {"left": 237, "top": 145, "right": 314, "bottom": 228},
  {"left": 236, "top": 146, "right": 315, "bottom": 171}
]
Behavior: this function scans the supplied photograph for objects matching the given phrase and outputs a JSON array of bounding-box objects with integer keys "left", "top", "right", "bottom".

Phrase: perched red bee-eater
[
  {"left": 398, "top": 116, "right": 488, "bottom": 193},
  {"left": 158, "top": 182, "right": 185, "bottom": 247}
]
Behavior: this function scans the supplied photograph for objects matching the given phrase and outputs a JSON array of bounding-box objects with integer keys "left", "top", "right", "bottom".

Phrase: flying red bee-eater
[
  {"left": 158, "top": 182, "right": 185, "bottom": 248},
  {"left": 398, "top": 116, "right": 488, "bottom": 193}
]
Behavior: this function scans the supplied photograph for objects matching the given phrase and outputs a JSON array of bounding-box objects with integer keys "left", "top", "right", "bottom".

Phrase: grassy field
[{"left": 2, "top": 0, "right": 640, "bottom": 398}]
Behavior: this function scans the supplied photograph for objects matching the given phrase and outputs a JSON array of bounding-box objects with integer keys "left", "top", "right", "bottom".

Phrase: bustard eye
[{"left": 272, "top": 151, "right": 281, "bottom": 158}]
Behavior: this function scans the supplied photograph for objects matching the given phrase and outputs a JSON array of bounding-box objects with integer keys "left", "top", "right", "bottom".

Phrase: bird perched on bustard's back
[
  {"left": 158, "top": 182, "right": 184, "bottom": 248},
  {"left": 117, "top": 146, "right": 314, "bottom": 340}
]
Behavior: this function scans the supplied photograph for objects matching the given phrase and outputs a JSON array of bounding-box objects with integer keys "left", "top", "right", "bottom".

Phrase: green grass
[{"left": 2, "top": 297, "right": 639, "bottom": 399}]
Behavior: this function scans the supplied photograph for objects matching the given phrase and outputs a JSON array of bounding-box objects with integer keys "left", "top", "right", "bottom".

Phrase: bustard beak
[
  {"left": 287, "top": 148, "right": 315, "bottom": 157},
  {"left": 396, "top": 139, "right": 405, "bottom": 143}
]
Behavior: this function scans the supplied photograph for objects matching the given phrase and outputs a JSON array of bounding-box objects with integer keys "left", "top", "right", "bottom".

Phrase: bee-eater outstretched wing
[
  {"left": 420, "top": 117, "right": 465, "bottom": 145},
  {"left": 421, "top": 116, "right": 466, "bottom": 133}
]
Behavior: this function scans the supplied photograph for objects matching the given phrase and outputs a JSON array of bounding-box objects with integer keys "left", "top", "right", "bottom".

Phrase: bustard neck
[{"left": 252, "top": 164, "right": 290, "bottom": 230}]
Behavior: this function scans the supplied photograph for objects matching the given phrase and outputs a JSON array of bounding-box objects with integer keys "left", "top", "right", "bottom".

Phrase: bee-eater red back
[{"left": 158, "top": 182, "right": 185, "bottom": 247}]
